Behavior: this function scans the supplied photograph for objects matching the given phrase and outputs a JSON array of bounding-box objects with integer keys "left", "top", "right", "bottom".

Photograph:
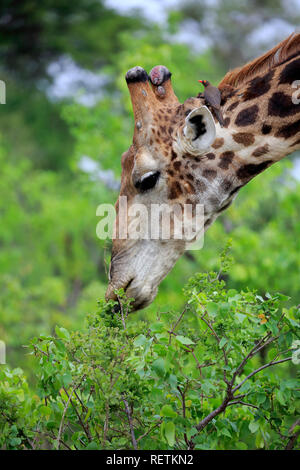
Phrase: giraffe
[{"left": 105, "top": 32, "right": 300, "bottom": 311}]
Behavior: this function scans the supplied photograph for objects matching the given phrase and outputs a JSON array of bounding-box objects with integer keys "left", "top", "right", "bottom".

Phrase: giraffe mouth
[{"left": 124, "top": 278, "right": 134, "bottom": 292}]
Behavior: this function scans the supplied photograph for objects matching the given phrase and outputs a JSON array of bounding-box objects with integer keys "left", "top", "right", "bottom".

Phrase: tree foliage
[
  {"left": 0, "top": 1, "right": 299, "bottom": 451},
  {"left": 1, "top": 250, "right": 299, "bottom": 450}
]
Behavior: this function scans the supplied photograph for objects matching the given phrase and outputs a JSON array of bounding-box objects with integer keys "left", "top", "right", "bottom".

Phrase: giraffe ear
[{"left": 181, "top": 106, "right": 216, "bottom": 154}]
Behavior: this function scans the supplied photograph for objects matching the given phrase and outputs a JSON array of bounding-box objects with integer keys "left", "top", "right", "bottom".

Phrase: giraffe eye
[{"left": 135, "top": 171, "right": 160, "bottom": 192}]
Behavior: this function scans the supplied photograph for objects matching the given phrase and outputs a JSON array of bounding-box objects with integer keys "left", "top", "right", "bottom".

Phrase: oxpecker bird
[{"left": 198, "top": 80, "right": 225, "bottom": 127}]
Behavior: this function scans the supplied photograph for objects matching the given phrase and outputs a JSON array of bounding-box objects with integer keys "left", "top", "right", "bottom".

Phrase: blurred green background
[{"left": 0, "top": 0, "right": 299, "bottom": 378}]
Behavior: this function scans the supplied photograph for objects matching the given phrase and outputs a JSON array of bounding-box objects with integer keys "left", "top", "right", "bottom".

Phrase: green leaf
[
  {"left": 150, "top": 322, "right": 165, "bottom": 333},
  {"left": 249, "top": 421, "right": 259, "bottom": 433},
  {"left": 55, "top": 326, "right": 70, "bottom": 342},
  {"left": 39, "top": 405, "right": 51, "bottom": 417},
  {"left": 276, "top": 389, "right": 286, "bottom": 406},
  {"left": 219, "top": 337, "right": 228, "bottom": 349},
  {"left": 175, "top": 335, "right": 194, "bottom": 345},
  {"left": 164, "top": 421, "right": 175, "bottom": 447},
  {"left": 236, "top": 441, "right": 248, "bottom": 450},
  {"left": 9, "top": 437, "right": 22, "bottom": 447},
  {"left": 236, "top": 313, "right": 246, "bottom": 323},
  {"left": 221, "top": 428, "right": 232, "bottom": 438},
  {"left": 168, "top": 374, "right": 178, "bottom": 390},
  {"left": 160, "top": 405, "right": 177, "bottom": 418},
  {"left": 256, "top": 393, "right": 266, "bottom": 405},
  {"left": 134, "top": 334, "right": 147, "bottom": 347},
  {"left": 61, "top": 372, "right": 73, "bottom": 387},
  {"left": 206, "top": 302, "right": 219, "bottom": 317},
  {"left": 152, "top": 358, "right": 166, "bottom": 377},
  {"left": 86, "top": 442, "right": 100, "bottom": 450}
]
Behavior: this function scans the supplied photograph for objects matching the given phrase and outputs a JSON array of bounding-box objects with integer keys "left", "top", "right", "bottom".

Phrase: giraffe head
[
  {"left": 106, "top": 33, "right": 300, "bottom": 311},
  {"left": 105, "top": 65, "right": 218, "bottom": 310}
]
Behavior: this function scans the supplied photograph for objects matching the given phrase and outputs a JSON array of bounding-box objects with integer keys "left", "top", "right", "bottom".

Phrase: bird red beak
[{"left": 198, "top": 80, "right": 204, "bottom": 84}]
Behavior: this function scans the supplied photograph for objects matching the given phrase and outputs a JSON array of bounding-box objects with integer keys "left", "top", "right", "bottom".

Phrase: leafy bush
[{"left": 1, "top": 247, "right": 299, "bottom": 450}]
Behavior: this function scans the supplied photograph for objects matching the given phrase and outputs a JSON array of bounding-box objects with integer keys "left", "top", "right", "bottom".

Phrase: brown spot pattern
[
  {"left": 235, "top": 105, "right": 259, "bottom": 127},
  {"left": 173, "top": 161, "right": 181, "bottom": 170},
  {"left": 279, "top": 58, "right": 300, "bottom": 85},
  {"left": 169, "top": 181, "right": 183, "bottom": 199},
  {"left": 221, "top": 179, "right": 233, "bottom": 192},
  {"left": 233, "top": 132, "right": 255, "bottom": 147},
  {"left": 196, "top": 180, "right": 207, "bottom": 192},
  {"left": 218, "top": 151, "right": 234, "bottom": 170},
  {"left": 227, "top": 101, "right": 239, "bottom": 112},
  {"left": 171, "top": 150, "right": 178, "bottom": 160},
  {"left": 268, "top": 91, "right": 300, "bottom": 118},
  {"left": 276, "top": 119, "right": 300, "bottom": 139},
  {"left": 223, "top": 117, "right": 230, "bottom": 128},
  {"left": 236, "top": 160, "right": 272, "bottom": 180},
  {"left": 202, "top": 169, "right": 217, "bottom": 180},
  {"left": 252, "top": 144, "right": 269, "bottom": 157},
  {"left": 205, "top": 153, "right": 216, "bottom": 160},
  {"left": 262, "top": 124, "right": 272, "bottom": 135},
  {"left": 291, "top": 137, "right": 300, "bottom": 147},
  {"left": 212, "top": 138, "right": 224, "bottom": 149},
  {"left": 243, "top": 70, "right": 274, "bottom": 101}
]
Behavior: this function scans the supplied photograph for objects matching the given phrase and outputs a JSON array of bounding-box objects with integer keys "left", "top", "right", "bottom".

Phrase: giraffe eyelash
[{"left": 135, "top": 171, "right": 160, "bottom": 192}]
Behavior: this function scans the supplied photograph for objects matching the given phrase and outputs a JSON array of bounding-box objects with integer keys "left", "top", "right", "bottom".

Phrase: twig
[
  {"left": 177, "top": 385, "right": 190, "bottom": 448},
  {"left": 230, "top": 333, "right": 274, "bottom": 386},
  {"left": 232, "top": 357, "right": 292, "bottom": 393},
  {"left": 63, "top": 387, "right": 92, "bottom": 442},
  {"left": 285, "top": 430, "right": 300, "bottom": 450},
  {"left": 188, "top": 351, "right": 292, "bottom": 447},
  {"left": 137, "top": 420, "right": 163, "bottom": 443},
  {"left": 56, "top": 386, "right": 77, "bottom": 450},
  {"left": 285, "top": 418, "right": 300, "bottom": 450},
  {"left": 103, "top": 400, "right": 110, "bottom": 447},
  {"left": 168, "top": 307, "right": 188, "bottom": 344},
  {"left": 227, "top": 400, "right": 259, "bottom": 410},
  {"left": 194, "top": 395, "right": 232, "bottom": 433},
  {"left": 199, "top": 312, "right": 230, "bottom": 386},
  {"left": 117, "top": 295, "right": 126, "bottom": 330},
  {"left": 122, "top": 394, "right": 138, "bottom": 450}
]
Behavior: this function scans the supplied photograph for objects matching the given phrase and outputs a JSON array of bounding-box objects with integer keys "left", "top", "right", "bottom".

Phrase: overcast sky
[
  {"left": 105, "top": 0, "right": 179, "bottom": 23},
  {"left": 105, "top": 0, "right": 300, "bottom": 22}
]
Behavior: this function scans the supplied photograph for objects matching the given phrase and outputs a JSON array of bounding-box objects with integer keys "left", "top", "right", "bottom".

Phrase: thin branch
[
  {"left": 233, "top": 357, "right": 292, "bottom": 393},
  {"left": 122, "top": 394, "right": 138, "bottom": 450},
  {"left": 188, "top": 351, "right": 292, "bottom": 447},
  {"left": 137, "top": 420, "right": 163, "bottom": 443},
  {"left": 168, "top": 307, "right": 188, "bottom": 344},
  {"left": 285, "top": 418, "right": 300, "bottom": 450},
  {"left": 285, "top": 430, "right": 300, "bottom": 450},
  {"left": 56, "top": 386, "right": 76, "bottom": 450},
  {"left": 194, "top": 395, "right": 232, "bottom": 434},
  {"left": 227, "top": 400, "right": 259, "bottom": 410},
  {"left": 230, "top": 333, "right": 276, "bottom": 388},
  {"left": 116, "top": 295, "right": 126, "bottom": 330},
  {"left": 199, "top": 312, "right": 230, "bottom": 386},
  {"left": 103, "top": 400, "right": 110, "bottom": 447},
  {"left": 177, "top": 385, "right": 190, "bottom": 448},
  {"left": 63, "top": 387, "right": 92, "bottom": 442}
]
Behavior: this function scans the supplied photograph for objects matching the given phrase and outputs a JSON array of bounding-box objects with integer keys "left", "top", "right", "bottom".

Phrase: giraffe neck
[
  {"left": 218, "top": 54, "right": 300, "bottom": 170},
  {"left": 181, "top": 55, "right": 300, "bottom": 227}
]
